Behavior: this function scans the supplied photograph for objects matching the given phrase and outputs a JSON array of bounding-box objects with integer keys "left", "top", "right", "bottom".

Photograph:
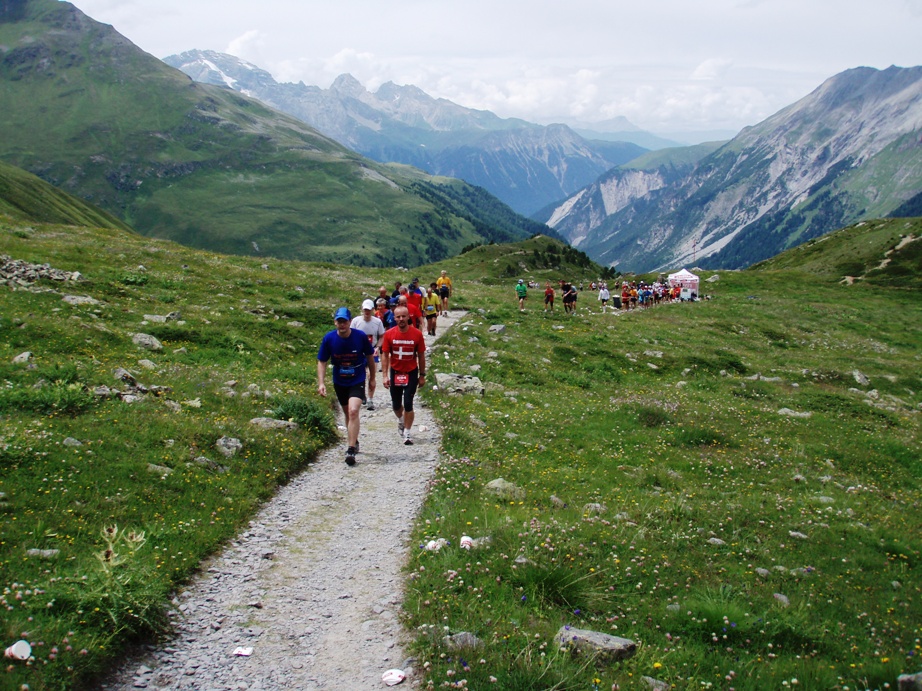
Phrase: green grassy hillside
[
  {"left": 0, "top": 160, "right": 131, "bottom": 230},
  {"left": 750, "top": 217, "right": 922, "bottom": 289},
  {"left": 1, "top": 214, "right": 919, "bottom": 690},
  {"left": 0, "top": 0, "right": 544, "bottom": 267}
]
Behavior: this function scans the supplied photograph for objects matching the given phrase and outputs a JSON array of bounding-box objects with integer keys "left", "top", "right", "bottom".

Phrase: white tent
[{"left": 667, "top": 268, "right": 699, "bottom": 295}]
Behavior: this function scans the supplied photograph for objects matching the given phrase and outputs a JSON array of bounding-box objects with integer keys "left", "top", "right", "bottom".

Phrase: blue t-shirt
[{"left": 317, "top": 329, "right": 374, "bottom": 386}]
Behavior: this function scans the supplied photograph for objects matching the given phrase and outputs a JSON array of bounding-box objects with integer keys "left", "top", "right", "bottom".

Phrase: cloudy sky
[{"left": 69, "top": 0, "right": 922, "bottom": 140}]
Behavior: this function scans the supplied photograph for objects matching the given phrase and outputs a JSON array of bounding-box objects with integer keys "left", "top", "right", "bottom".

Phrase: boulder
[
  {"left": 554, "top": 626, "right": 637, "bottom": 663},
  {"left": 12, "top": 351, "right": 32, "bottom": 364},
  {"left": 216, "top": 436, "right": 243, "bottom": 458},
  {"left": 484, "top": 478, "right": 524, "bottom": 500},
  {"left": 132, "top": 333, "right": 163, "bottom": 351},
  {"left": 434, "top": 373, "right": 484, "bottom": 396},
  {"left": 250, "top": 417, "right": 298, "bottom": 431},
  {"left": 441, "top": 632, "right": 483, "bottom": 650}
]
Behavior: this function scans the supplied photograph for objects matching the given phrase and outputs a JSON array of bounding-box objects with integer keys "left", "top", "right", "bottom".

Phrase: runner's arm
[{"left": 317, "top": 359, "right": 328, "bottom": 397}]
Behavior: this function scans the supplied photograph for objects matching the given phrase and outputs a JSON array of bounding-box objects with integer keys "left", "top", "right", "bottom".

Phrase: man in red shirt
[
  {"left": 396, "top": 293, "right": 423, "bottom": 331},
  {"left": 381, "top": 305, "right": 427, "bottom": 445}
]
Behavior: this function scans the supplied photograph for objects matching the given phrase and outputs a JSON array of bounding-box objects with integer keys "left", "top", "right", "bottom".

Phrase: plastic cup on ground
[{"left": 5, "top": 640, "right": 31, "bottom": 660}]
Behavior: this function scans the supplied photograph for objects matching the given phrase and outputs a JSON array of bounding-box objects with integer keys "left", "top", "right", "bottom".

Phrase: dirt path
[{"left": 103, "top": 313, "right": 465, "bottom": 691}]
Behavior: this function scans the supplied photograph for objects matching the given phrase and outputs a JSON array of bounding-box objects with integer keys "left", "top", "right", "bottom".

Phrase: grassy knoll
[{"left": 406, "top": 259, "right": 921, "bottom": 689}]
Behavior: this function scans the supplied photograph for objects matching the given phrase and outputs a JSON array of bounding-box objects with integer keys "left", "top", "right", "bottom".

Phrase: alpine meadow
[{"left": 1, "top": 1, "right": 921, "bottom": 690}]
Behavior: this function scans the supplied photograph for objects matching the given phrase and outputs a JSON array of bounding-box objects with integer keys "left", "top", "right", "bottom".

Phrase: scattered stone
[
  {"left": 148, "top": 463, "right": 173, "bottom": 477},
  {"left": 132, "top": 333, "right": 163, "bottom": 351},
  {"left": 216, "top": 436, "right": 243, "bottom": 458},
  {"left": 487, "top": 325, "right": 506, "bottom": 334},
  {"left": 287, "top": 321, "right": 304, "bottom": 328},
  {"left": 582, "top": 503, "right": 606, "bottom": 515},
  {"left": 250, "top": 417, "right": 298, "bottom": 431},
  {"left": 898, "top": 671, "right": 922, "bottom": 691},
  {"left": 643, "top": 676, "right": 671, "bottom": 691},
  {"left": 63, "top": 295, "right": 102, "bottom": 306},
  {"left": 114, "top": 367, "right": 137, "bottom": 385},
  {"left": 788, "top": 531, "right": 809, "bottom": 540},
  {"left": 138, "top": 359, "right": 157, "bottom": 370},
  {"left": 143, "top": 314, "right": 168, "bottom": 323},
  {"left": 62, "top": 437, "right": 83, "bottom": 447},
  {"left": 441, "top": 632, "right": 483, "bottom": 650},
  {"left": 554, "top": 626, "right": 637, "bottom": 663},
  {"left": 550, "top": 494, "right": 566, "bottom": 508},
  {"left": 647, "top": 362, "right": 659, "bottom": 370},
  {"left": 433, "top": 373, "right": 484, "bottom": 396},
  {"left": 192, "top": 456, "right": 226, "bottom": 473},
  {"left": 707, "top": 537, "right": 726, "bottom": 546},
  {"left": 26, "top": 548, "right": 60, "bottom": 559},
  {"left": 93, "top": 385, "right": 113, "bottom": 398},
  {"left": 777, "top": 408, "right": 812, "bottom": 418},
  {"left": 484, "top": 478, "right": 524, "bottom": 500},
  {"left": 773, "top": 593, "right": 790, "bottom": 607},
  {"left": 852, "top": 370, "right": 870, "bottom": 386},
  {"left": 755, "top": 568, "right": 771, "bottom": 578},
  {"left": 12, "top": 351, "right": 32, "bottom": 364},
  {"left": 706, "top": 274, "right": 720, "bottom": 283},
  {"left": 817, "top": 496, "right": 835, "bottom": 503},
  {"left": 643, "top": 350, "right": 663, "bottom": 358}
]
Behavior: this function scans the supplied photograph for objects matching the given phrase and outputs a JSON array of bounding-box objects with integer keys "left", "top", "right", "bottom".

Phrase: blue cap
[{"left": 334, "top": 307, "right": 351, "bottom": 321}]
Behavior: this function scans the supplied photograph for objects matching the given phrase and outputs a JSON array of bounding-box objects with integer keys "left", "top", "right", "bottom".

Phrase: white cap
[{"left": 362, "top": 299, "right": 375, "bottom": 310}]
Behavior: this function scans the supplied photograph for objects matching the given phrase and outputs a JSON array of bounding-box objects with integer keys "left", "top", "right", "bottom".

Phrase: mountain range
[
  {"left": 163, "top": 51, "right": 648, "bottom": 216},
  {"left": 541, "top": 66, "right": 922, "bottom": 272},
  {"left": 0, "top": 0, "right": 551, "bottom": 267}
]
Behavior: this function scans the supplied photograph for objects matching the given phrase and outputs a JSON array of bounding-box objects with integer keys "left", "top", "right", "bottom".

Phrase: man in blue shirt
[{"left": 317, "top": 307, "right": 376, "bottom": 466}]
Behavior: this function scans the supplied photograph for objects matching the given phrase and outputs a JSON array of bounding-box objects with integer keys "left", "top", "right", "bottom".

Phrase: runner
[
  {"left": 598, "top": 283, "right": 611, "bottom": 313},
  {"left": 317, "top": 307, "right": 376, "bottom": 466},
  {"left": 436, "top": 270, "right": 453, "bottom": 316},
  {"left": 350, "top": 299, "right": 385, "bottom": 410},
  {"left": 422, "top": 283, "right": 442, "bottom": 336},
  {"left": 544, "top": 281, "right": 555, "bottom": 313},
  {"left": 515, "top": 279, "right": 527, "bottom": 311},
  {"left": 381, "top": 305, "right": 427, "bottom": 446}
]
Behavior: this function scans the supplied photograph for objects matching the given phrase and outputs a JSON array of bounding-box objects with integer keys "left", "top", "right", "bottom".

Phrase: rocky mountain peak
[{"left": 330, "top": 73, "right": 367, "bottom": 98}]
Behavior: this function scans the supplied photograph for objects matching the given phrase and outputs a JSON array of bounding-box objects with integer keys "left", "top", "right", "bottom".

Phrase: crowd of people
[
  {"left": 516, "top": 278, "right": 696, "bottom": 314},
  {"left": 316, "top": 271, "right": 453, "bottom": 465}
]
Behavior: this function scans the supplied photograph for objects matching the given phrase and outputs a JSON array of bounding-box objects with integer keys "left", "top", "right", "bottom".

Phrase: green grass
[
  {"left": 1, "top": 217, "right": 920, "bottom": 690},
  {"left": 405, "top": 260, "right": 921, "bottom": 690}
]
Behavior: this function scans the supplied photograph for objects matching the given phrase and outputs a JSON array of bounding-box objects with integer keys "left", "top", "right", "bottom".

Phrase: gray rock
[
  {"left": 554, "top": 626, "right": 637, "bottom": 663},
  {"left": 26, "top": 548, "right": 60, "bottom": 559},
  {"left": 216, "top": 436, "right": 243, "bottom": 458},
  {"left": 250, "top": 417, "right": 298, "bottom": 431},
  {"left": 582, "top": 503, "right": 606, "bottom": 515},
  {"left": 488, "top": 325, "right": 506, "bottom": 334},
  {"left": 143, "top": 314, "right": 168, "bottom": 323},
  {"left": 707, "top": 537, "right": 726, "bottom": 545},
  {"left": 706, "top": 274, "right": 720, "bottom": 283},
  {"left": 484, "top": 478, "right": 524, "bottom": 500},
  {"left": 777, "top": 408, "right": 812, "bottom": 418},
  {"left": 899, "top": 672, "right": 922, "bottom": 691},
  {"left": 755, "top": 568, "right": 771, "bottom": 578},
  {"left": 550, "top": 495, "right": 566, "bottom": 508},
  {"left": 63, "top": 295, "right": 102, "bottom": 306},
  {"left": 441, "top": 632, "right": 483, "bottom": 650},
  {"left": 852, "top": 369, "right": 870, "bottom": 386},
  {"left": 643, "top": 677, "right": 671, "bottom": 691},
  {"left": 133, "top": 333, "right": 163, "bottom": 351},
  {"left": 138, "top": 359, "right": 157, "bottom": 370},
  {"left": 433, "top": 373, "right": 484, "bottom": 396},
  {"left": 62, "top": 437, "right": 83, "bottom": 447},
  {"left": 12, "top": 351, "right": 32, "bottom": 364},
  {"left": 148, "top": 463, "right": 173, "bottom": 477},
  {"left": 773, "top": 593, "right": 790, "bottom": 607},
  {"left": 193, "top": 456, "right": 226, "bottom": 473},
  {"left": 114, "top": 367, "right": 137, "bottom": 385}
]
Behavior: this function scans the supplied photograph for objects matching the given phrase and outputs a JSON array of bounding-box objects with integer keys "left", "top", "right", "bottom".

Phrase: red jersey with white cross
[{"left": 381, "top": 325, "right": 426, "bottom": 373}]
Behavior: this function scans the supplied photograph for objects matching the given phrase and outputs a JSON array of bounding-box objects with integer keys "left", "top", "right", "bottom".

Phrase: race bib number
[
  {"left": 339, "top": 367, "right": 355, "bottom": 376},
  {"left": 394, "top": 373, "right": 409, "bottom": 386}
]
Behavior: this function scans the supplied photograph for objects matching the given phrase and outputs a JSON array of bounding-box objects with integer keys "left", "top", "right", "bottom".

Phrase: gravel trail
[{"left": 103, "top": 313, "right": 465, "bottom": 691}]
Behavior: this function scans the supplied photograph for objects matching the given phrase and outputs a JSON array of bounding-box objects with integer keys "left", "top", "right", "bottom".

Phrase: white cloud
[{"left": 69, "top": 0, "right": 922, "bottom": 134}]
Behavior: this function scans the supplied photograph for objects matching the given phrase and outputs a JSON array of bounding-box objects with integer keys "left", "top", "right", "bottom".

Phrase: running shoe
[
  {"left": 403, "top": 432, "right": 413, "bottom": 446},
  {"left": 345, "top": 446, "right": 357, "bottom": 466},
  {"left": 367, "top": 399, "right": 375, "bottom": 411}
]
